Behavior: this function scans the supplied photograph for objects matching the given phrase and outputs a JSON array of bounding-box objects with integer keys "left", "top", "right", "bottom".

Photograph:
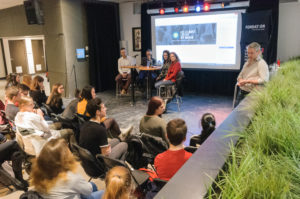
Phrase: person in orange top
[{"left": 155, "top": 52, "right": 182, "bottom": 89}]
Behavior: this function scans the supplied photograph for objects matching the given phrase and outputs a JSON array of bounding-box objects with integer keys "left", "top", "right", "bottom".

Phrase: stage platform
[{"left": 95, "top": 90, "right": 233, "bottom": 145}]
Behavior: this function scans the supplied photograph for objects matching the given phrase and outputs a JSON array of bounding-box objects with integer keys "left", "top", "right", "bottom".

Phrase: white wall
[
  {"left": 277, "top": 2, "right": 300, "bottom": 62},
  {"left": 119, "top": 2, "right": 141, "bottom": 65},
  {"left": 61, "top": 0, "right": 89, "bottom": 97}
]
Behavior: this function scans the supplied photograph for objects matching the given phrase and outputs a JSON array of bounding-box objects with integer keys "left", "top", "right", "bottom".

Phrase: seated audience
[
  {"left": 79, "top": 98, "right": 128, "bottom": 160},
  {"left": 189, "top": 113, "right": 216, "bottom": 147},
  {"left": 46, "top": 83, "right": 65, "bottom": 114},
  {"left": 77, "top": 85, "right": 96, "bottom": 116},
  {"left": 19, "top": 83, "right": 30, "bottom": 97},
  {"left": 15, "top": 96, "right": 73, "bottom": 154},
  {"left": 139, "top": 96, "right": 167, "bottom": 142},
  {"left": 102, "top": 166, "right": 133, "bottom": 199},
  {"left": 61, "top": 89, "right": 81, "bottom": 119},
  {"left": 115, "top": 48, "right": 135, "bottom": 95},
  {"left": 30, "top": 75, "right": 47, "bottom": 107},
  {"left": 155, "top": 52, "right": 182, "bottom": 89},
  {"left": 0, "top": 139, "right": 28, "bottom": 190},
  {"left": 5, "top": 73, "right": 20, "bottom": 89},
  {"left": 154, "top": 118, "right": 192, "bottom": 181},
  {"left": 5, "top": 86, "right": 21, "bottom": 121},
  {"left": 22, "top": 74, "right": 32, "bottom": 89},
  {"left": 156, "top": 50, "right": 171, "bottom": 81},
  {"left": 30, "top": 138, "right": 103, "bottom": 199}
]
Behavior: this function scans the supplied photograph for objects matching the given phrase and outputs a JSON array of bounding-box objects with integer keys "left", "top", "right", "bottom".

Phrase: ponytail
[{"left": 103, "top": 166, "right": 132, "bottom": 199}]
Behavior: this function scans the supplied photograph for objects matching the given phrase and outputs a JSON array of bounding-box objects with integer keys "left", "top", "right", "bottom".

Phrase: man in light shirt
[
  {"left": 115, "top": 48, "right": 136, "bottom": 94},
  {"left": 235, "top": 42, "right": 269, "bottom": 106}
]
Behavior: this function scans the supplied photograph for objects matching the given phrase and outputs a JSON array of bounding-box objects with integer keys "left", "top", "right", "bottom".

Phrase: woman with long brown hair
[
  {"left": 139, "top": 96, "right": 167, "bottom": 142},
  {"left": 102, "top": 166, "right": 134, "bottom": 199},
  {"left": 30, "top": 75, "right": 47, "bottom": 107},
  {"left": 46, "top": 83, "right": 64, "bottom": 114},
  {"left": 30, "top": 138, "right": 104, "bottom": 199},
  {"left": 5, "top": 73, "right": 20, "bottom": 89}
]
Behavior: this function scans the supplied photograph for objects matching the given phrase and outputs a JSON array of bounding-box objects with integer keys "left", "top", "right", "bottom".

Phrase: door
[
  {"left": 8, "top": 40, "right": 28, "bottom": 74},
  {"left": 31, "top": 40, "right": 46, "bottom": 72}
]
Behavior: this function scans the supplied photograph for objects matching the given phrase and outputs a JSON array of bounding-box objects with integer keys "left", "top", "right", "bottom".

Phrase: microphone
[{"left": 133, "top": 54, "right": 139, "bottom": 58}]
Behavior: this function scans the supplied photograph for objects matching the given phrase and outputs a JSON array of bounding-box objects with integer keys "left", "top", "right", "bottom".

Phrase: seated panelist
[{"left": 115, "top": 48, "right": 136, "bottom": 95}]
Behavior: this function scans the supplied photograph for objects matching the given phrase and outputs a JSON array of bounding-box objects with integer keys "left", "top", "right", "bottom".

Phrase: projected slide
[{"left": 151, "top": 11, "right": 243, "bottom": 70}]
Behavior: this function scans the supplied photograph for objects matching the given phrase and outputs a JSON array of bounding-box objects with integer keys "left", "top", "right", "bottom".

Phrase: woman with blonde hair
[
  {"left": 22, "top": 74, "right": 32, "bottom": 89},
  {"left": 103, "top": 166, "right": 134, "bottom": 199},
  {"left": 46, "top": 83, "right": 64, "bottom": 114},
  {"left": 30, "top": 138, "right": 104, "bottom": 199},
  {"left": 30, "top": 75, "right": 47, "bottom": 107}
]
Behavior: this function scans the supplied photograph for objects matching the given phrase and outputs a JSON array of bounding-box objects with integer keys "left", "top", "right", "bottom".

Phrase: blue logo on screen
[
  {"left": 76, "top": 48, "right": 85, "bottom": 59},
  {"left": 173, "top": 32, "right": 179, "bottom": 39}
]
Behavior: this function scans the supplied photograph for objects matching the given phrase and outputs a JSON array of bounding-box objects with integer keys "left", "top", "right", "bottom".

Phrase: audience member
[
  {"left": 154, "top": 119, "right": 192, "bottom": 181},
  {"left": 77, "top": 85, "right": 96, "bottom": 116},
  {"left": 19, "top": 84, "right": 30, "bottom": 97},
  {"left": 5, "top": 86, "right": 21, "bottom": 120},
  {"left": 102, "top": 166, "right": 133, "bottom": 199},
  {"left": 46, "top": 83, "right": 64, "bottom": 114},
  {"left": 30, "top": 75, "right": 47, "bottom": 107},
  {"left": 155, "top": 52, "right": 182, "bottom": 89},
  {"left": 79, "top": 98, "right": 128, "bottom": 160},
  {"left": 189, "top": 113, "right": 216, "bottom": 147},
  {"left": 156, "top": 50, "right": 171, "bottom": 81},
  {"left": 15, "top": 96, "right": 74, "bottom": 154},
  {"left": 30, "top": 138, "right": 103, "bottom": 199},
  {"left": 115, "top": 48, "right": 136, "bottom": 95},
  {"left": 22, "top": 74, "right": 32, "bottom": 89},
  {"left": 0, "top": 140, "right": 28, "bottom": 190},
  {"left": 139, "top": 96, "right": 167, "bottom": 142},
  {"left": 61, "top": 89, "right": 81, "bottom": 119},
  {"left": 5, "top": 73, "right": 20, "bottom": 89}
]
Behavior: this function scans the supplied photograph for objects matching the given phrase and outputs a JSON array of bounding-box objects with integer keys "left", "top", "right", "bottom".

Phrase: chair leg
[
  {"left": 116, "top": 82, "right": 119, "bottom": 99},
  {"left": 232, "top": 84, "right": 238, "bottom": 109}
]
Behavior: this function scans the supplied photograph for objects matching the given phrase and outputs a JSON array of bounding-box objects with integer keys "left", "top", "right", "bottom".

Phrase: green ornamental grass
[{"left": 208, "top": 59, "right": 300, "bottom": 199}]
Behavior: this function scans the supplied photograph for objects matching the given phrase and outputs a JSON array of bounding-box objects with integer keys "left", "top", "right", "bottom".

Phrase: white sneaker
[{"left": 120, "top": 125, "right": 133, "bottom": 141}]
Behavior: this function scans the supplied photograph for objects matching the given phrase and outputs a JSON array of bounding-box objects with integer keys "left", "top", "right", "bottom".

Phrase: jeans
[
  {"left": 81, "top": 182, "right": 104, "bottom": 199},
  {"left": 155, "top": 80, "right": 174, "bottom": 88}
]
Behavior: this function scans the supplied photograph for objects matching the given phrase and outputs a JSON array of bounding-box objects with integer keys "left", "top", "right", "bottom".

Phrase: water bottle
[{"left": 147, "top": 60, "right": 150, "bottom": 68}]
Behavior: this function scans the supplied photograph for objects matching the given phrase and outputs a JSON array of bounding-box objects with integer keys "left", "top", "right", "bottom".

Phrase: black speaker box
[{"left": 24, "top": 0, "right": 44, "bottom": 25}]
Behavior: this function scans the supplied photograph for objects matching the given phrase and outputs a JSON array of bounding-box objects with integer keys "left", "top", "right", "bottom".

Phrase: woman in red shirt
[{"left": 155, "top": 52, "right": 181, "bottom": 89}]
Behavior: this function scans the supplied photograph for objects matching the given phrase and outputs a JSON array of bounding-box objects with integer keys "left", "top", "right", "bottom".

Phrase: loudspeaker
[{"left": 24, "top": 0, "right": 44, "bottom": 25}]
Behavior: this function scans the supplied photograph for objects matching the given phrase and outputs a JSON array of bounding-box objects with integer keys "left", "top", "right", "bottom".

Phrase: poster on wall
[{"left": 132, "top": 27, "right": 141, "bottom": 51}]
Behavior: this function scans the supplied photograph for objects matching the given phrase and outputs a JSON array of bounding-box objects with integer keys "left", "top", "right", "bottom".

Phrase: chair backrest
[
  {"left": 96, "top": 154, "right": 127, "bottom": 169},
  {"left": 175, "top": 71, "right": 185, "bottom": 96},
  {"left": 140, "top": 133, "right": 168, "bottom": 158},
  {"left": 71, "top": 144, "right": 106, "bottom": 178}
]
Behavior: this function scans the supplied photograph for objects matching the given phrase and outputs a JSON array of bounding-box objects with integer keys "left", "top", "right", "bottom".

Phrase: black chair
[
  {"left": 71, "top": 144, "right": 106, "bottom": 181},
  {"left": 184, "top": 146, "right": 198, "bottom": 153},
  {"left": 140, "top": 133, "right": 168, "bottom": 164},
  {"left": 158, "top": 71, "right": 185, "bottom": 111},
  {"left": 0, "top": 166, "right": 28, "bottom": 192},
  {"left": 96, "top": 154, "right": 149, "bottom": 188}
]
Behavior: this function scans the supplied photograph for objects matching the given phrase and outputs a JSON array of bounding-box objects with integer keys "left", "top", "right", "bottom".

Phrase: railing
[{"left": 155, "top": 95, "right": 255, "bottom": 199}]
